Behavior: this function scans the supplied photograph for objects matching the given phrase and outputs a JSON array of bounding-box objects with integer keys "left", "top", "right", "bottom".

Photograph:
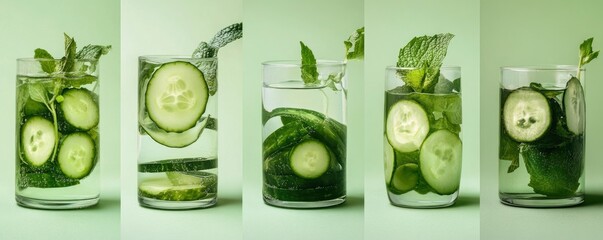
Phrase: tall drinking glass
[
  {"left": 16, "top": 58, "right": 101, "bottom": 209},
  {"left": 499, "top": 66, "right": 585, "bottom": 207},
  {"left": 262, "top": 60, "right": 347, "bottom": 208},
  {"left": 383, "top": 66, "right": 462, "bottom": 208},
  {"left": 138, "top": 56, "right": 218, "bottom": 209}
]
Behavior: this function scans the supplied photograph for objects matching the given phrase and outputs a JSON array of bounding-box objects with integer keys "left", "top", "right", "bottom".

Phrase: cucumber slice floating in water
[
  {"left": 142, "top": 115, "right": 210, "bottom": 148},
  {"left": 145, "top": 61, "right": 209, "bottom": 132},
  {"left": 139, "top": 178, "right": 206, "bottom": 201},
  {"left": 384, "top": 136, "right": 395, "bottom": 185},
  {"left": 386, "top": 100, "right": 430, "bottom": 152},
  {"left": 564, "top": 77, "right": 585, "bottom": 135},
  {"left": 57, "top": 132, "right": 96, "bottom": 179},
  {"left": 21, "top": 116, "right": 57, "bottom": 167},
  {"left": 138, "top": 158, "right": 217, "bottom": 173},
  {"left": 289, "top": 139, "right": 330, "bottom": 179},
  {"left": 503, "top": 88, "right": 551, "bottom": 142},
  {"left": 390, "top": 163, "right": 419, "bottom": 194},
  {"left": 59, "top": 88, "right": 99, "bottom": 131},
  {"left": 420, "top": 130, "right": 462, "bottom": 195}
]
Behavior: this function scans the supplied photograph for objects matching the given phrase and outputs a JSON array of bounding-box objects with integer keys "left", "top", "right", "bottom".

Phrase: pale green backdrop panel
[
  {"left": 0, "top": 0, "right": 120, "bottom": 239},
  {"left": 242, "top": 0, "right": 364, "bottom": 239},
  {"left": 120, "top": 0, "right": 242, "bottom": 239},
  {"left": 481, "top": 0, "right": 603, "bottom": 239},
  {"left": 365, "top": 0, "right": 480, "bottom": 239}
]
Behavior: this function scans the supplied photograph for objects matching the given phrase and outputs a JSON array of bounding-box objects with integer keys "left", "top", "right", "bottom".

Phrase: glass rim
[
  {"left": 501, "top": 65, "right": 584, "bottom": 71},
  {"left": 139, "top": 55, "right": 217, "bottom": 61},
  {"left": 262, "top": 60, "right": 346, "bottom": 67},
  {"left": 17, "top": 58, "right": 98, "bottom": 63},
  {"left": 386, "top": 65, "right": 460, "bottom": 71}
]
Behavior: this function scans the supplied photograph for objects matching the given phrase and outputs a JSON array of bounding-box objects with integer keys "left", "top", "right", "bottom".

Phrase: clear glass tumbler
[
  {"left": 16, "top": 58, "right": 101, "bottom": 209},
  {"left": 138, "top": 56, "right": 218, "bottom": 209},
  {"left": 499, "top": 66, "right": 585, "bottom": 207},
  {"left": 383, "top": 66, "right": 462, "bottom": 208},
  {"left": 262, "top": 60, "right": 347, "bottom": 208}
]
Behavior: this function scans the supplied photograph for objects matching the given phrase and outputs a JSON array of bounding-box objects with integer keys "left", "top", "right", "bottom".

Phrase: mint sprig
[
  {"left": 300, "top": 41, "right": 319, "bottom": 85},
  {"left": 397, "top": 33, "right": 454, "bottom": 93},
  {"left": 577, "top": 37, "right": 599, "bottom": 79}
]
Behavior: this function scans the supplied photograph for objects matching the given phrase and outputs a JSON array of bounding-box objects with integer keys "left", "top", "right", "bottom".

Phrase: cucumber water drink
[
  {"left": 384, "top": 66, "right": 462, "bottom": 208},
  {"left": 138, "top": 56, "right": 218, "bottom": 209},
  {"left": 16, "top": 58, "right": 101, "bottom": 209},
  {"left": 499, "top": 66, "right": 585, "bottom": 207},
  {"left": 262, "top": 61, "right": 347, "bottom": 208}
]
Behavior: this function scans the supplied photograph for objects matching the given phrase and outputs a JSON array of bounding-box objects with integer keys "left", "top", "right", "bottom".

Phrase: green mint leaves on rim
[
  {"left": 577, "top": 37, "right": 599, "bottom": 79},
  {"left": 192, "top": 22, "right": 243, "bottom": 95},
  {"left": 300, "top": 41, "right": 319, "bottom": 85},
  {"left": 345, "top": 27, "right": 364, "bottom": 60},
  {"left": 397, "top": 33, "right": 454, "bottom": 93}
]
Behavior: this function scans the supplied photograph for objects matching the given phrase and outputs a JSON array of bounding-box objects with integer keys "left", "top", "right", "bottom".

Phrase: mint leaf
[
  {"left": 408, "top": 92, "right": 462, "bottom": 124},
  {"left": 345, "top": 27, "right": 364, "bottom": 60},
  {"left": 34, "top": 49, "right": 56, "bottom": 73},
  {"left": 397, "top": 33, "right": 454, "bottom": 92},
  {"left": 300, "top": 41, "right": 318, "bottom": 85},
  {"left": 578, "top": 37, "right": 598, "bottom": 79},
  {"left": 76, "top": 45, "right": 111, "bottom": 60},
  {"left": 28, "top": 84, "right": 49, "bottom": 105},
  {"left": 500, "top": 129, "right": 520, "bottom": 173},
  {"left": 209, "top": 22, "right": 243, "bottom": 49},
  {"left": 61, "top": 33, "right": 77, "bottom": 72}
]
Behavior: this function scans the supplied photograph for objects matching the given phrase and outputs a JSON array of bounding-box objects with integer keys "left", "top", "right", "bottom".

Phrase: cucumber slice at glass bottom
[
  {"left": 20, "top": 116, "right": 57, "bottom": 167},
  {"left": 386, "top": 100, "right": 430, "bottom": 153},
  {"left": 18, "top": 172, "right": 80, "bottom": 189},
  {"left": 563, "top": 77, "right": 585, "bottom": 135},
  {"left": 384, "top": 136, "right": 395, "bottom": 185},
  {"left": 502, "top": 88, "right": 551, "bottom": 142},
  {"left": 57, "top": 132, "right": 97, "bottom": 179},
  {"left": 263, "top": 184, "right": 345, "bottom": 202},
  {"left": 139, "top": 178, "right": 207, "bottom": 201},
  {"left": 289, "top": 140, "right": 330, "bottom": 179},
  {"left": 138, "top": 158, "right": 217, "bottom": 173},
  {"left": 390, "top": 163, "right": 419, "bottom": 194},
  {"left": 419, "top": 130, "right": 462, "bottom": 195}
]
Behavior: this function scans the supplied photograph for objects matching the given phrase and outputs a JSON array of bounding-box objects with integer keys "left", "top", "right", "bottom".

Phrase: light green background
[
  {"left": 480, "top": 0, "right": 603, "bottom": 239},
  {"left": 0, "top": 0, "right": 120, "bottom": 239},
  {"left": 120, "top": 0, "right": 242, "bottom": 239},
  {"left": 365, "top": 0, "right": 480, "bottom": 239},
  {"left": 242, "top": 0, "right": 364, "bottom": 239}
]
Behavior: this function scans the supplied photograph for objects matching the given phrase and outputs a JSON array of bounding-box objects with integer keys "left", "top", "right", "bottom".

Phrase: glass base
[
  {"left": 16, "top": 195, "right": 99, "bottom": 210},
  {"left": 388, "top": 191, "right": 458, "bottom": 208},
  {"left": 499, "top": 193, "right": 584, "bottom": 208},
  {"left": 138, "top": 196, "right": 217, "bottom": 210},
  {"left": 263, "top": 195, "right": 346, "bottom": 209}
]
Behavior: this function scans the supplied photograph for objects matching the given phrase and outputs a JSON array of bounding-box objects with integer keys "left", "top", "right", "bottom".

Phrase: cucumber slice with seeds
[
  {"left": 20, "top": 116, "right": 56, "bottom": 167},
  {"left": 59, "top": 88, "right": 99, "bottom": 131},
  {"left": 419, "top": 130, "right": 462, "bottom": 195},
  {"left": 289, "top": 139, "right": 330, "bottom": 179},
  {"left": 145, "top": 61, "right": 209, "bottom": 133},
  {"left": 386, "top": 100, "right": 430, "bottom": 152},
  {"left": 564, "top": 77, "right": 585, "bottom": 135},
  {"left": 502, "top": 88, "right": 551, "bottom": 142},
  {"left": 139, "top": 178, "right": 206, "bottom": 201},
  {"left": 57, "top": 132, "right": 96, "bottom": 179}
]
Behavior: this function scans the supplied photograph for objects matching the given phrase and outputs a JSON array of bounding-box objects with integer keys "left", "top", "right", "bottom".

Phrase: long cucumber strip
[
  {"left": 263, "top": 121, "right": 312, "bottom": 159},
  {"left": 139, "top": 158, "right": 217, "bottom": 173},
  {"left": 263, "top": 184, "right": 345, "bottom": 202}
]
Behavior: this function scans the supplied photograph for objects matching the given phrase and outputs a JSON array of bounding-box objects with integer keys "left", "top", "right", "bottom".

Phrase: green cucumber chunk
[
  {"left": 138, "top": 158, "right": 217, "bottom": 173},
  {"left": 503, "top": 88, "right": 551, "bottom": 142},
  {"left": 57, "top": 132, "right": 96, "bottom": 179},
  {"left": 263, "top": 148, "right": 294, "bottom": 175},
  {"left": 390, "top": 163, "right": 419, "bottom": 194},
  {"left": 563, "top": 77, "right": 585, "bottom": 135},
  {"left": 263, "top": 184, "right": 345, "bottom": 202},
  {"left": 21, "top": 116, "right": 57, "bottom": 167},
  {"left": 18, "top": 172, "right": 80, "bottom": 189},
  {"left": 139, "top": 178, "right": 207, "bottom": 201},
  {"left": 145, "top": 61, "right": 209, "bottom": 132},
  {"left": 59, "top": 88, "right": 99, "bottom": 131},
  {"left": 263, "top": 120, "right": 311, "bottom": 159},
  {"left": 384, "top": 136, "right": 395, "bottom": 185},
  {"left": 289, "top": 140, "right": 330, "bottom": 179},
  {"left": 386, "top": 100, "right": 430, "bottom": 152},
  {"left": 419, "top": 130, "right": 462, "bottom": 195}
]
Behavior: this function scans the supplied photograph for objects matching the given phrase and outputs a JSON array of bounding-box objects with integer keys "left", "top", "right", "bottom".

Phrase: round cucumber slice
[
  {"left": 289, "top": 139, "right": 330, "bottom": 179},
  {"left": 139, "top": 178, "right": 206, "bottom": 201},
  {"left": 391, "top": 163, "right": 419, "bottom": 194},
  {"left": 419, "top": 130, "right": 462, "bottom": 195},
  {"left": 564, "top": 77, "right": 585, "bottom": 135},
  {"left": 145, "top": 61, "right": 209, "bottom": 133},
  {"left": 59, "top": 88, "right": 99, "bottom": 131},
  {"left": 384, "top": 136, "right": 395, "bottom": 185},
  {"left": 386, "top": 100, "right": 430, "bottom": 153},
  {"left": 21, "top": 117, "right": 57, "bottom": 167},
  {"left": 57, "top": 132, "right": 96, "bottom": 179},
  {"left": 503, "top": 88, "right": 551, "bottom": 142}
]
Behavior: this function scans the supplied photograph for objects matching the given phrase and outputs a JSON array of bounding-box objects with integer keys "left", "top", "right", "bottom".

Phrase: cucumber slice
[
  {"left": 564, "top": 77, "right": 585, "bottom": 135},
  {"left": 18, "top": 172, "right": 80, "bottom": 189},
  {"left": 57, "top": 132, "right": 96, "bottom": 179},
  {"left": 384, "top": 136, "right": 395, "bottom": 185},
  {"left": 419, "top": 130, "right": 462, "bottom": 195},
  {"left": 59, "top": 88, "right": 99, "bottom": 131},
  {"left": 141, "top": 115, "right": 210, "bottom": 148},
  {"left": 264, "top": 172, "right": 343, "bottom": 190},
  {"left": 502, "top": 88, "right": 551, "bottom": 142},
  {"left": 386, "top": 100, "right": 430, "bottom": 152},
  {"left": 139, "top": 178, "right": 207, "bottom": 201},
  {"left": 289, "top": 140, "right": 330, "bottom": 179},
  {"left": 20, "top": 116, "right": 57, "bottom": 167},
  {"left": 138, "top": 158, "right": 217, "bottom": 173},
  {"left": 390, "top": 163, "right": 419, "bottom": 194},
  {"left": 23, "top": 98, "right": 50, "bottom": 117},
  {"left": 145, "top": 61, "right": 209, "bottom": 132},
  {"left": 263, "top": 148, "right": 294, "bottom": 175},
  {"left": 263, "top": 184, "right": 345, "bottom": 201}
]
